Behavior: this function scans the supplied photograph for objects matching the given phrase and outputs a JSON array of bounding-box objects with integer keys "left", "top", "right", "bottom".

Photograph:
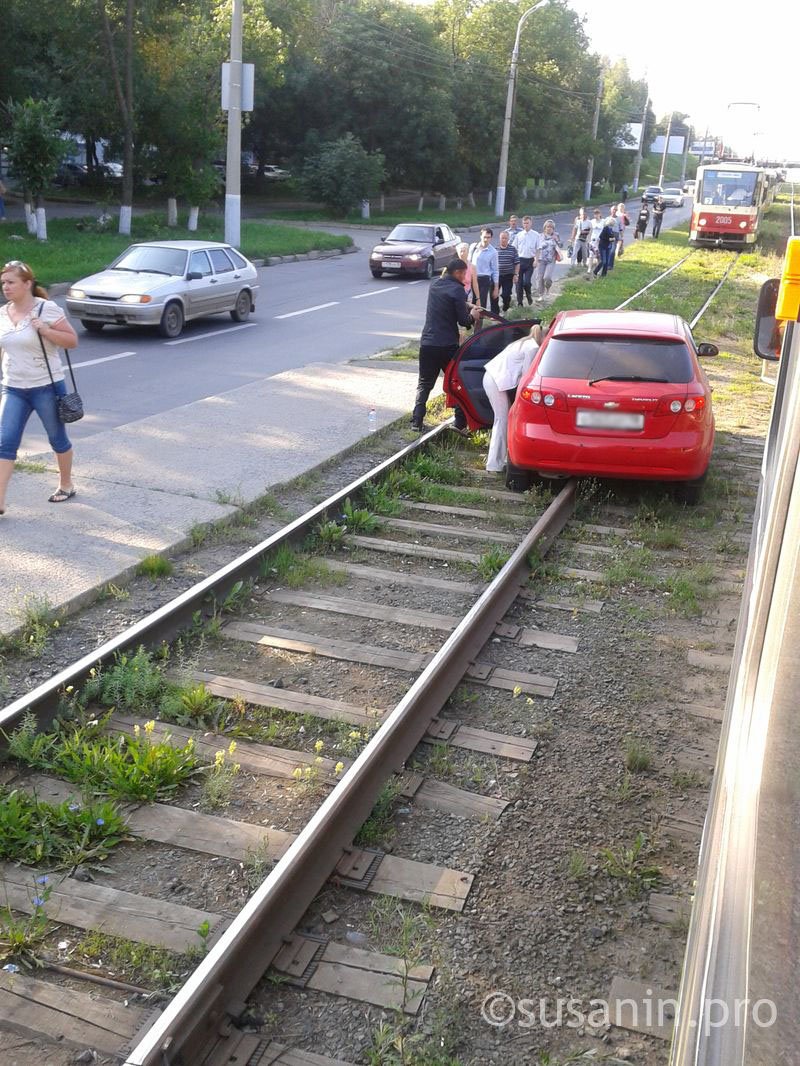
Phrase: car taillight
[
  {"left": 520, "top": 386, "right": 567, "bottom": 410},
  {"left": 655, "top": 395, "right": 706, "bottom": 415}
]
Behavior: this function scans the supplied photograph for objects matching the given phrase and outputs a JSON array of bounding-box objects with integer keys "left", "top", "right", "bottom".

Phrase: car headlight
[
  {"left": 370, "top": 251, "right": 382, "bottom": 259},
  {"left": 67, "top": 288, "right": 86, "bottom": 299},
  {"left": 119, "top": 294, "right": 153, "bottom": 304},
  {"left": 407, "top": 253, "right": 422, "bottom": 261}
]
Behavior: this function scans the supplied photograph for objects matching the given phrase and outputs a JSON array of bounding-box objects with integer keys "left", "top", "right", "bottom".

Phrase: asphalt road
[{"left": 20, "top": 196, "right": 693, "bottom": 454}]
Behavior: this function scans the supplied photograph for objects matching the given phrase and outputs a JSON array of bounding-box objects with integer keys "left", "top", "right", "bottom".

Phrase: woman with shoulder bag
[{"left": 0, "top": 261, "right": 79, "bottom": 513}]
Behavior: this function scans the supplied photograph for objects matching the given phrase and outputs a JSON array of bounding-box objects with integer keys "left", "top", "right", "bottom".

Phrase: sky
[{"left": 568, "top": 0, "right": 794, "bottom": 162}]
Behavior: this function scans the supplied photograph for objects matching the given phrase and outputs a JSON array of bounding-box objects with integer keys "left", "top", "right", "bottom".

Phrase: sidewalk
[{"left": 0, "top": 361, "right": 420, "bottom": 636}]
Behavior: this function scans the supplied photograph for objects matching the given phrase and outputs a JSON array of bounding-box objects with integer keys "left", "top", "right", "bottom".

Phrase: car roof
[
  {"left": 127, "top": 240, "right": 233, "bottom": 251},
  {"left": 551, "top": 309, "right": 687, "bottom": 342}
]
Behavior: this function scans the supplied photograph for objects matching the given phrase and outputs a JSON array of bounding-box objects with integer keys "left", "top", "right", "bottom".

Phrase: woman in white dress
[{"left": 482, "top": 324, "right": 543, "bottom": 473}]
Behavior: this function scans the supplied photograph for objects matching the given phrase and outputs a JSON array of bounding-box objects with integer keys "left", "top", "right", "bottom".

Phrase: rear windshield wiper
[{"left": 588, "top": 375, "right": 670, "bottom": 385}]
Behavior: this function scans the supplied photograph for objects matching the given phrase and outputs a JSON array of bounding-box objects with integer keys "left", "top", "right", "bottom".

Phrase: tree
[
  {"left": 302, "top": 133, "right": 384, "bottom": 215},
  {"left": 7, "top": 98, "right": 64, "bottom": 239}
]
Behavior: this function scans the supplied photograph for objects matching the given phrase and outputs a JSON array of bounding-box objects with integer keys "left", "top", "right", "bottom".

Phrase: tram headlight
[
  {"left": 739, "top": 221, "right": 747, "bottom": 229},
  {"left": 698, "top": 218, "right": 707, "bottom": 226}
]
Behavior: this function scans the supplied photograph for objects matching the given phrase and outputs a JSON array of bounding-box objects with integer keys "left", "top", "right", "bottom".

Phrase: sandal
[{"left": 48, "top": 488, "right": 76, "bottom": 504}]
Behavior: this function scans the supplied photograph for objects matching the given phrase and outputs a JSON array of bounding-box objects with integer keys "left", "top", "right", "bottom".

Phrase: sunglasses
[{"left": 3, "top": 260, "right": 30, "bottom": 271}]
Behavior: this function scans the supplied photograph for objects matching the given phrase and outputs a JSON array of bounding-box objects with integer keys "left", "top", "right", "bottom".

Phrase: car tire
[
  {"left": 158, "top": 301, "right": 185, "bottom": 339},
  {"left": 424, "top": 258, "right": 434, "bottom": 280},
  {"left": 230, "top": 290, "right": 252, "bottom": 322},
  {"left": 371, "top": 269, "right": 382, "bottom": 278},
  {"left": 81, "top": 320, "right": 105, "bottom": 333},
  {"left": 674, "top": 472, "right": 707, "bottom": 506},
  {"left": 505, "top": 461, "right": 533, "bottom": 493}
]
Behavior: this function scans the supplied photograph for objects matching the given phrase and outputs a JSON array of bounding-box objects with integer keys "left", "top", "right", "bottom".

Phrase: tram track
[{"left": 0, "top": 243, "right": 763, "bottom": 1066}]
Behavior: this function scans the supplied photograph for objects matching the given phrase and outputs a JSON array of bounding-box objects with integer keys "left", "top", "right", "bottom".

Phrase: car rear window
[
  {"left": 537, "top": 337, "right": 694, "bottom": 383},
  {"left": 226, "top": 248, "right": 248, "bottom": 268},
  {"left": 208, "top": 248, "right": 234, "bottom": 273}
]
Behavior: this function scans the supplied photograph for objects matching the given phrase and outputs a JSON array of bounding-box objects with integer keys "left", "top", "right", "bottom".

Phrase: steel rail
[
  {"left": 614, "top": 252, "right": 694, "bottom": 310},
  {"left": 122, "top": 479, "right": 577, "bottom": 1066},
  {"left": 689, "top": 253, "right": 740, "bottom": 329},
  {"left": 0, "top": 423, "right": 450, "bottom": 736}
]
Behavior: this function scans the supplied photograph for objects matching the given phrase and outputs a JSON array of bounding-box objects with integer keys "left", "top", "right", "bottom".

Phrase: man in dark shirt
[
  {"left": 496, "top": 231, "right": 519, "bottom": 312},
  {"left": 652, "top": 197, "right": 666, "bottom": 238},
  {"left": 411, "top": 258, "right": 481, "bottom": 432}
]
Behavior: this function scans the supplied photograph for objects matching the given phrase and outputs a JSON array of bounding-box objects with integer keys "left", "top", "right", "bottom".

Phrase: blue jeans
[
  {"left": 594, "top": 246, "right": 613, "bottom": 277},
  {"left": 0, "top": 381, "right": 72, "bottom": 460}
]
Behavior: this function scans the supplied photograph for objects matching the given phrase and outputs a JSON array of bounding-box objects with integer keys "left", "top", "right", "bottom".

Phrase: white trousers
[
  {"left": 483, "top": 372, "right": 510, "bottom": 472},
  {"left": 534, "top": 259, "right": 556, "bottom": 295}
]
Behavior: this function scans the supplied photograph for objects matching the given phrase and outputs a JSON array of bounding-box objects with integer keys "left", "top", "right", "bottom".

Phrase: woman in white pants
[{"left": 483, "top": 324, "right": 543, "bottom": 472}]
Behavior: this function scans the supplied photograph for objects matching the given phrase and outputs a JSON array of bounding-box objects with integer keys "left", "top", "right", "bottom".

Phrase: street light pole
[
  {"left": 494, "top": 0, "right": 549, "bottom": 219},
  {"left": 224, "top": 0, "right": 243, "bottom": 248},
  {"left": 658, "top": 111, "right": 673, "bottom": 187}
]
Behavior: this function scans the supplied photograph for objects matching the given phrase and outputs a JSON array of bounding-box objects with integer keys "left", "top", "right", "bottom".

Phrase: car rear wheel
[
  {"left": 81, "top": 320, "right": 105, "bottom": 333},
  {"left": 371, "top": 269, "right": 382, "bottom": 279},
  {"left": 505, "top": 461, "right": 533, "bottom": 493},
  {"left": 230, "top": 290, "right": 252, "bottom": 322},
  {"left": 674, "top": 472, "right": 707, "bottom": 506},
  {"left": 158, "top": 301, "right": 184, "bottom": 339},
  {"left": 424, "top": 257, "right": 434, "bottom": 280}
]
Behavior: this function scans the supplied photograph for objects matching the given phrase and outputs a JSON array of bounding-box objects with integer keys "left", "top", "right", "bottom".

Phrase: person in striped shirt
[{"left": 496, "top": 231, "right": 519, "bottom": 313}]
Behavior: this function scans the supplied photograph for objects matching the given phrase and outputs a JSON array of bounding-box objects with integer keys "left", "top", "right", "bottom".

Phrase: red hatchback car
[{"left": 445, "top": 310, "right": 718, "bottom": 503}]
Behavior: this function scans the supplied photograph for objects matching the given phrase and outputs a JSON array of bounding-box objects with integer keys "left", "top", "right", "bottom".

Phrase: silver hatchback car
[{"left": 66, "top": 240, "right": 259, "bottom": 338}]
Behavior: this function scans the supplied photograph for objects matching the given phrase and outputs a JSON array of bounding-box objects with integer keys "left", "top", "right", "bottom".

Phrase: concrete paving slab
[{"left": 0, "top": 361, "right": 418, "bottom": 636}]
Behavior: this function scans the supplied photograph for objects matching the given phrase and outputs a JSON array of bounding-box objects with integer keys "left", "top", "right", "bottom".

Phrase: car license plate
[
  {"left": 576, "top": 410, "right": 644, "bottom": 430},
  {"left": 382, "top": 260, "right": 401, "bottom": 269}
]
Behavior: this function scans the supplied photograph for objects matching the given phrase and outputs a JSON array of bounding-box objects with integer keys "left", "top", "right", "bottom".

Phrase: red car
[{"left": 445, "top": 310, "right": 717, "bottom": 503}]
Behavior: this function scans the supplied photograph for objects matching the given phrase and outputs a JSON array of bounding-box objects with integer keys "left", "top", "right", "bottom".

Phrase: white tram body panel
[{"left": 690, "top": 162, "right": 768, "bottom": 247}]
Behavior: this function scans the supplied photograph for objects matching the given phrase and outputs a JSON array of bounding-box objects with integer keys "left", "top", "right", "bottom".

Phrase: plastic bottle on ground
[{"left": 368, "top": 407, "right": 377, "bottom": 433}]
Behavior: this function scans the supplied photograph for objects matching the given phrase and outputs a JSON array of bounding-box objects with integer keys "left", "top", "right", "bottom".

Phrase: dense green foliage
[{"left": 0, "top": 0, "right": 666, "bottom": 206}]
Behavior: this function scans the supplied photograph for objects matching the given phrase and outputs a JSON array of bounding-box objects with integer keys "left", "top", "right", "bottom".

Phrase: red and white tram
[{"left": 689, "top": 162, "right": 770, "bottom": 248}]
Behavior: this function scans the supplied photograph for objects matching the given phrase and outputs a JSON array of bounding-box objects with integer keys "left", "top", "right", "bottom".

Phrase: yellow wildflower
[
  {"left": 144, "top": 720, "right": 155, "bottom": 735},
  {"left": 314, "top": 739, "right": 324, "bottom": 754},
  {"left": 133, "top": 724, "right": 141, "bottom": 738},
  {"left": 227, "top": 740, "right": 237, "bottom": 757},
  {"left": 334, "top": 762, "right": 345, "bottom": 775},
  {"left": 292, "top": 767, "right": 303, "bottom": 781}
]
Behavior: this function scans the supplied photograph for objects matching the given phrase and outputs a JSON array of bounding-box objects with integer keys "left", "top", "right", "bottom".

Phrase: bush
[{"left": 301, "top": 133, "right": 384, "bottom": 216}]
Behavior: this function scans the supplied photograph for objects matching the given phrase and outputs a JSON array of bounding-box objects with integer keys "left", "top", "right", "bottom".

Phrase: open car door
[{"left": 444, "top": 319, "right": 539, "bottom": 430}]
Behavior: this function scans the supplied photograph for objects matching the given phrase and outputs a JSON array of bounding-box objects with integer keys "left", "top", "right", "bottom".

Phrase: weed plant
[
  {"left": 136, "top": 554, "right": 174, "bottom": 578},
  {"left": 355, "top": 780, "right": 401, "bottom": 847},
  {"left": 477, "top": 548, "right": 510, "bottom": 581},
  {"left": 201, "top": 743, "right": 241, "bottom": 810},
  {"left": 342, "top": 498, "right": 382, "bottom": 534},
  {"left": 82, "top": 647, "right": 166, "bottom": 713},
  {"left": 0, "top": 596, "right": 56, "bottom": 658},
  {"left": 601, "top": 831, "right": 661, "bottom": 898},
  {"left": 313, "top": 520, "right": 347, "bottom": 550},
  {"left": 0, "top": 876, "right": 51, "bottom": 968},
  {"left": 259, "top": 545, "right": 343, "bottom": 588},
  {"left": 74, "top": 929, "right": 193, "bottom": 991},
  {"left": 0, "top": 789, "right": 127, "bottom": 869},
  {"left": 7, "top": 713, "right": 201, "bottom": 802},
  {"left": 624, "top": 736, "right": 653, "bottom": 773}
]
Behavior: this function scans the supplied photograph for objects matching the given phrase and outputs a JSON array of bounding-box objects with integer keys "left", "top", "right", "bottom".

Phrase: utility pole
[
  {"left": 224, "top": 0, "right": 243, "bottom": 247},
  {"left": 495, "top": 0, "right": 550, "bottom": 218},
  {"left": 631, "top": 89, "right": 649, "bottom": 191},
  {"left": 680, "top": 124, "right": 691, "bottom": 184},
  {"left": 658, "top": 112, "right": 673, "bottom": 187},
  {"left": 584, "top": 71, "right": 603, "bottom": 202}
]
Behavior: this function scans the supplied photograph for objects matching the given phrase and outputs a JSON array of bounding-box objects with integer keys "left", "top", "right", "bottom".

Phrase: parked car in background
[
  {"left": 661, "top": 188, "right": 685, "bottom": 208},
  {"left": 262, "top": 164, "right": 290, "bottom": 179},
  {"left": 66, "top": 240, "right": 259, "bottom": 339},
  {"left": 444, "top": 309, "right": 717, "bottom": 503},
  {"left": 642, "top": 185, "right": 663, "bottom": 203},
  {"left": 54, "top": 162, "right": 88, "bottom": 187},
  {"left": 369, "top": 223, "right": 461, "bottom": 279}
]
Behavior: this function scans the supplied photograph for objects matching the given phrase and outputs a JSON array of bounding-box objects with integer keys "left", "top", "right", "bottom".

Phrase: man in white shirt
[{"left": 510, "top": 215, "right": 541, "bottom": 306}]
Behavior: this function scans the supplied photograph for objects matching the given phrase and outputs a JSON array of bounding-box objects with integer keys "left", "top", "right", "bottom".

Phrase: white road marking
[
  {"left": 351, "top": 287, "right": 399, "bottom": 299},
  {"left": 72, "top": 350, "right": 137, "bottom": 369},
  {"left": 165, "top": 322, "right": 257, "bottom": 346},
  {"left": 409, "top": 280, "right": 425, "bottom": 285},
  {"left": 274, "top": 301, "right": 339, "bottom": 320}
]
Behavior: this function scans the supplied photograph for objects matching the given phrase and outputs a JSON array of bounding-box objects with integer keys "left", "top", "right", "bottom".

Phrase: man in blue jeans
[{"left": 411, "top": 258, "right": 481, "bottom": 432}]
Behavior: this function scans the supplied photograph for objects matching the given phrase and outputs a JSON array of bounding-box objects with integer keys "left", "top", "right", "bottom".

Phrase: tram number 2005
[{"left": 713, "top": 216, "right": 734, "bottom": 225}]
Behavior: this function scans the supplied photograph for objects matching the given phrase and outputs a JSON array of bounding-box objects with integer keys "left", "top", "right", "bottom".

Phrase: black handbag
[{"left": 36, "top": 303, "right": 84, "bottom": 424}]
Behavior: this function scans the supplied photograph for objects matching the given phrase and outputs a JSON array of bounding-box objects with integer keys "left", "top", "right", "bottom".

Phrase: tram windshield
[{"left": 700, "top": 169, "right": 759, "bottom": 207}]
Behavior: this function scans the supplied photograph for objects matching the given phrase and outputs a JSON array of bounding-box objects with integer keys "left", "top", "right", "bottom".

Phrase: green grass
[
  {"left": 135, "top": 554, "right": 174, "bottom": 579},
  {"left": 3, "top": 215, "right": 352, "bottom": 287}
]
